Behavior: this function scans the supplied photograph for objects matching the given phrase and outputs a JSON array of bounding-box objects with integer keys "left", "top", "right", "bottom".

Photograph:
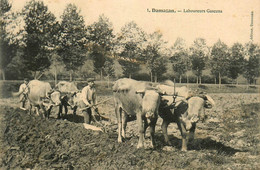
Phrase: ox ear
[{"left": 204, "top": 95, "right": 215, "bottom": 108}]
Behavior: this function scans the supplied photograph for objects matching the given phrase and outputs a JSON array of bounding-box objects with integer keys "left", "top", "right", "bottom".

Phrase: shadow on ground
[
  {"left": 57, "top": 114, "right": 84, "bottom": 123},
  {"left": 155, "top": 134, "right": 241, "bottom": 155}
]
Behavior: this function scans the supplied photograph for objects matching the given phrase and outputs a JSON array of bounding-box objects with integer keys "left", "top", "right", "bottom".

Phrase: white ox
[
  {"left": 54, "top": 81, "right": 79, "bottom": 119},
  {"left": 157, "top": 84, "right": 215, "bottom": 151},
  {"left": 27, "top": 80, "right": 61, "bottom": 118},
  {"left": 113, "top": 78, "right": 161, "bottom": 148}
]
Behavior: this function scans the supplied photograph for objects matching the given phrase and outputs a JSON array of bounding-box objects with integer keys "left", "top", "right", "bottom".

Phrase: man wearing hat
[
  {"left": 19, "top": 78, "right": 29, "bottom": 110},
  {"left": 80, "top": 78, "right": 97, "bottom": 124}
]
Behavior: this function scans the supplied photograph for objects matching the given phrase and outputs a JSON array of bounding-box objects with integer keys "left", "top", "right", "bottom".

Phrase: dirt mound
[
  {"left": 0, "top": 106, "right": 116, "bottom": 169},
  {"left": 1, "top": 106, "right": 176, "bottom": 169}
]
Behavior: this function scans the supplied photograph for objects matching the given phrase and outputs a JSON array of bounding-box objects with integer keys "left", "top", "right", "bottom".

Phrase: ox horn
[
  {"left": 205, "top": 95, "right": 215, "bottom": 108},
  {"left": 136, "top": 90, "right": 145, "bottom": 94}
]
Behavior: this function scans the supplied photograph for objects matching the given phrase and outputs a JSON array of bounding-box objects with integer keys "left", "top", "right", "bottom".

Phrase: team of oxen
[{"left": 14, "top": 78, "right": 215, "bottom": 151}]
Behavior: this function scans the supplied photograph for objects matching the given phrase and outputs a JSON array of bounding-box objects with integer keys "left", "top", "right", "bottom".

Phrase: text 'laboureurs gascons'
[{"left": 147, "top": 8, "right": 223, "bottom": 13}]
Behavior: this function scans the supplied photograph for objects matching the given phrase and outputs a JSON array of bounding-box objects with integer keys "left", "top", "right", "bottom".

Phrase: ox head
[
  {"left": 43, "top": 90, "right": 62, "bottom": 108},
  {"left": 181, "top": 95, "right": 215, "bottom": 131},
  {"left": 65, "top": 91, "right": 81, "bottom": 108},
  {"left": 42, "top": 90, "right": 61, "bottom": 111},
  {"left": 50, "top": 91, "right": 62, "bottom": 106},
  {"left": 136, "top": 89, "right": 162, "bottom": 119}
]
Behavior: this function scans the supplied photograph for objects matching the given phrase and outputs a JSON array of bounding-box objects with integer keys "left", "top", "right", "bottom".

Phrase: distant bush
[
  {"left": 201, "top": 75, "right": 215, "bottom": 84},
  {"left": 198, "top": 84, "right": 208, "bottom": 89},
  {"left": 132, "top": 73, "right": 150, "bottom": 81}
]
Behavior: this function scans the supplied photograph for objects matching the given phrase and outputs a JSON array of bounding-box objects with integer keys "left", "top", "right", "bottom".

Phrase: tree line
[{"left": 1, "top": 0, "right": 259, "bottom": 85}]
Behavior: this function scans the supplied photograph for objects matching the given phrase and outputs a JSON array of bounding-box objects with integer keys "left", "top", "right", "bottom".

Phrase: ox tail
[{"left": 12, "top": 91, "right": 22, "bottom": 97}]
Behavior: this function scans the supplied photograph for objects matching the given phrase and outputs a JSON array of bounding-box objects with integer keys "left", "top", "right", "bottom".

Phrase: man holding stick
[
  {"left": 18, "top": 78, "right": 29, "bottom": 110},
  {"left": 80, "top": 78, "right": 98, "bottom": 124}
]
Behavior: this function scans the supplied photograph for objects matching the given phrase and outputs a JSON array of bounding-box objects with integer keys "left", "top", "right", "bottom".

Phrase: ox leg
[
  {"left": 35, "top": 106, "right": 40, "bottom": 116},
  {"left": 116, "top": 107, "right": 123, "bottom": 143},
  {"left": 121, "top": 111, "right": 127, "bottom": 139},
  {"left": 177, "top": 121, "right": 188, "bottom": 151},
  {"left": 189, "top": 123, "right": 196, "bottom": 142},
  {"left": 64, "top": 105, "right": 68, "bottom": 118},
  {"left": 143, "top": 118, "right": 148, "bottom": 138},
  {"left": 40, "top": 104, "right": 47, "bottom": 119},
  {"left": 161, "top": 120, "right": 171, "bottom": 146},
  {"left": 28, "top": 104, "right": 32, "bottom": 115},
  {"left": 137, "top": 113, "right": 145, "bottom": 149},
  {"left": 47, "top": 106, "right": 53, "bottom": 119},
  {"left": 149, "top": 117, "right": 158, "bottom": 148},
  {"left": 57, "top": 105, "right": 62, "bottom": 119},
  {"left": 73, "top": 106, "right": 77, "bottom": 122}
]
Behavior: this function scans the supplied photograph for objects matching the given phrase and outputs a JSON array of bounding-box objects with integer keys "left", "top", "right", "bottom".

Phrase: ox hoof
[
  {"left": 137, "top": 143, "right": 144, "bottom": 149},
  {"left": 181, "top": 148, "right": 188, "bottom": 152},
  {"left": 118, "top": 138, "right": 123, "bottom": 143},
  {"left": 149, "top": 144, "right": 155, "bottom": 149}
]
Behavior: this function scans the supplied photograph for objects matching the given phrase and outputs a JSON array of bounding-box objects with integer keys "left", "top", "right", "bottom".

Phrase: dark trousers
[
  {"left": 83, "top": 107, "right": 92, "bottom": 124},
  {"left": 78, "top": 100, "right": 93, "bottom": 124}
]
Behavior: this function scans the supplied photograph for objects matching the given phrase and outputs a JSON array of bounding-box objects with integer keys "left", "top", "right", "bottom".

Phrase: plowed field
[{"left": 0, "top": 92, "right": 259, "bottom": 169}]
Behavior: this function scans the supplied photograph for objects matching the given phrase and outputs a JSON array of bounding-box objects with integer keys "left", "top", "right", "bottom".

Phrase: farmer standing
[
  {"left": 19, "top": 78, "right": 29, "bottom": 110},
  {"left": 80, "top": 78, "right": 97, "bottom": 124}
]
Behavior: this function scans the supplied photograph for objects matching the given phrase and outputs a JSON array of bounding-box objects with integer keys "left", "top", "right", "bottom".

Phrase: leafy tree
[
  {"left": 243, "top": 43, "right": 260, "bottom": 84},
  {"left": 115, "top": 21, "right": 146, "bottom": 78},
  {"left": 190, "top": 38, "right": 209, "bottom": 84},
  {"left": 87, "top": 14, "right": 114, "bottom": 51},
  {"left": 88, "top": 44, "right": 106, "bottom": 79},
  {"left": 87, "top": 14, "right": 115, "bottom": 80},
  {"left": 103, "top": 58, "right": 115, "bottom": 87},
  {"left": 210, "top": 40, "right": 230, "bottom": 87},
  {"left": 22, "top": 0, "right": 60, "bottom": 79},
  {"left": 5, "top": 49, "right": 31, "bottom": 80},
  {"left": 227, "top": 43, "right": 245, "bottom": 84},
  {"left": 47, "top": 53, "right": 65, "bottom": 84},
  {"left": 152, "top": 57, "right": 168, "bottom": 82},
  {"left": 103, "top": 58, "right": 115, "bottom": 77},
  {"left": 59, "top": 3, "right": 87, "bottom": 81},
  {"left": 142, "top": 31, "right": 167, "bottom": 82},
  {"left": 77, "top": 58, "right": 95, "bottom": 80},
  {"left": 113, "top": 60, "right": 123, "bottom": 79},
  {"left": 0, "top": 0, "right": 15, "bottom": 80},
  {"left": 170, "top": 38, "right": 190, "bottom": 83}
]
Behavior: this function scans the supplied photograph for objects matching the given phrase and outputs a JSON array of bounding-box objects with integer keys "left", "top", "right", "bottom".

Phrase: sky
[{"left": 9, "top": 0, "right": 260, "bottom": 47}]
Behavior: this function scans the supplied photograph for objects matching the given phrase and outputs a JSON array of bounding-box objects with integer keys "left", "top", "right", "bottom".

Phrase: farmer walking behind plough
[
  {"left": 80, "top": 78, "right": 98, "bottom": 124},
  {"left": 18, "top": 78, "right": 29, "bottom": 110}
]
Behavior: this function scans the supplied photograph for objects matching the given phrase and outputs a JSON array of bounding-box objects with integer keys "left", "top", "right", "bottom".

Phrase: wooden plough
[{"left": 82, "top": 97, "right": 113, "bottom": 133}]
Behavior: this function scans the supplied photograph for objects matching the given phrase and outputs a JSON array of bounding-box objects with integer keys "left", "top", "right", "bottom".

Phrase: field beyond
[
  {"left": 0, "top": 80, "right": 259, "bottom": 99},
  {"left": 0, "top": 80, "right": 259, "bottom": 169}
]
